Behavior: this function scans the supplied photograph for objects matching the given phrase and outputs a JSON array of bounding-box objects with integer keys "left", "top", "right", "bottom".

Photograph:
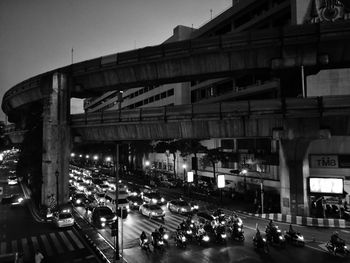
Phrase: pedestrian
[{"left": 35, "top": 249, "right": 44, "bottom": 263}]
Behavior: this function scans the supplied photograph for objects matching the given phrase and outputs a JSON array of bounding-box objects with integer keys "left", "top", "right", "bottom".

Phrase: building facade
[{"left": 84, "top": 0, "right": 350, "bottom": 217}]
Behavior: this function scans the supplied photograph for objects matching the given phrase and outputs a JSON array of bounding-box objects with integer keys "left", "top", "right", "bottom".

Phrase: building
[{"left": 84, "top": 0, "right": 350, "bottom": 217}]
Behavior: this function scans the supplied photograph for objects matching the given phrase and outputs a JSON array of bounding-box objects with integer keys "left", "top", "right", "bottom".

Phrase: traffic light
[{"left": 111, "top": 221, "right": 117, "bottom": 236}]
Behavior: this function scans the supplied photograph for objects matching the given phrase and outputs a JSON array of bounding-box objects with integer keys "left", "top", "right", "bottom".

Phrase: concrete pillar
[
  {"left": 42, "top": 72, "right": 71, "bottom": 206},
  {"left": 279, "top": 138, "right": 312, "bottom": 216}
]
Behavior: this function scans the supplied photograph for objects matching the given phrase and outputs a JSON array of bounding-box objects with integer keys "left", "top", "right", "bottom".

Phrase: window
[
  {"left": 143, "top": 99, "right": 149, "bottom": 105},
  {"left": 161, "top": 92, "right": 166, "bottom": 99},
  {"left": 155, "top": 94, "right": 160, "bottom": 101},
  {"left": 167, "top": 89, "right": 174, "bottom": 97},
  {"left": 149, "top": 96, "right": 154, "bottom": 103}
]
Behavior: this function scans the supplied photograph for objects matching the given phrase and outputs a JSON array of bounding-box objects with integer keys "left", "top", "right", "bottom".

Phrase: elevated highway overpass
[
  {"left": 3, "top": 21, "right": 350, "bottom": 122},
  {"left": 3, "top": 21, "right": 350, "bottom": 215}
]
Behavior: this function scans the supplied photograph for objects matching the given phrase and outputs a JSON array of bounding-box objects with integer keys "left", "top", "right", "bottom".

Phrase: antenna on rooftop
[{"left": 71, "top": 47, "right": 74, "bottom": 64}]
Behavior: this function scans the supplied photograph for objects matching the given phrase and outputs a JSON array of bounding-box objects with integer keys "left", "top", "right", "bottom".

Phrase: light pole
[
  {"left": 182, "top": 164, "right": 187, "bottom": 195},
  {"left": 85, "top": 155, "right": 90, "bottom": 165},
  {"left": 55, "top": 170, "right": 59, "bottom": 207},
  {"left": 93, "top": 155, "right": 98, "bottom": 166},
  {"left": 258, "top": 172, "right": 264, "bottom": 214},
  {"left": 145, "top": 161, "right": 150, "bottom": 183},
  {"left": 114, "top": 143, "right": 120, "bottom": 261},
  {"left": 241, "top": 169, "right": 247, "bottom": 193}
]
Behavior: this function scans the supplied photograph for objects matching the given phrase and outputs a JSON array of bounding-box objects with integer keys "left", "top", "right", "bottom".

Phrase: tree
[
  {"left": 200, "top": 148, "right": 226, "bottom": 184},
  {"left": 178, "top": 139, "right": 207, "bottom": 185}
]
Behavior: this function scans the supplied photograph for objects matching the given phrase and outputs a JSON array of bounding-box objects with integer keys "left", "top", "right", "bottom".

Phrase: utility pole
[
  {"left": 114, "top": 143, "right": 120, "bottom": 261},
  {"left": 71, "top": 48, "right": 74, "bottom": 64}
]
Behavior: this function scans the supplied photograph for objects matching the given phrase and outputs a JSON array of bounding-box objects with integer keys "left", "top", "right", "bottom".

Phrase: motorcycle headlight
[
  {"left": 238, "top": 227, "right": 242, "bottom": 231},
  {"left": 238, "top": 222, "right": 242, "bottom": 227},
  {"left": 186, "top": 230, "right": 192, "bottom": 235},
  {"left": 279, "top": 236, "right": 283, "bottom": 240},
  {"left": 161, "top": 198, "right": 165, "bottom": 202},
  {"left": 203, "top": 236, "right": 210, "bottom": 242},
  {"left": 299, "top": 236, "right": 304, "bottom": 241},
  {"left": 221, "top": 234, "right": 227, "bottom": 239},
  {"left": 194, "top": 205, "right": 199, "bottom": 210},
  {"left": 133, "top": 202, "right": 138, "bottom": 206},
  {"left": 76, "top": 199, "right": 81, "bottom": 204},
  {"left": 18, "top": 197, "right": 24, "bottom": 203},
  {"left": 159, "top": 240, "right": 164, "bottom": 245},
  {"left": 277, "top": 229, "right": 281, "bottom": 233},
  {"left": 151, "top": 212, "right": 156, "bottom": 215},
  {"left": 113, "top": 216, "right": 117, "bottom": 220},
  {"left": 151, "top": 198, "right": 157, "bottom": 203},
  {"left": 262, "top": 238, "right": 266, "bottom": 242},
  {"left": 181, "top": 236, "right": 186, "bottom": 242},
  {"left": 164, "top": 234, "right": 169, "bottom": 240},
  {"left": 100, "top": 217, "right": 106, "bottom": 222}
]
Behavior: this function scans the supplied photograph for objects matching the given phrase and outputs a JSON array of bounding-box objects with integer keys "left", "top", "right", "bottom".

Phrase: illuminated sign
[
  {"left": 217, "top": 175, "right": 225, "bottom": 188},
  {"left": 309, "top": 177, "right": 344, "bottom": 195},
  {"left": 309, "top": 155, "right": 338, "bottom": 168},
  {"left": 187, "top": 171, "right": 193, "bottom": 183}
]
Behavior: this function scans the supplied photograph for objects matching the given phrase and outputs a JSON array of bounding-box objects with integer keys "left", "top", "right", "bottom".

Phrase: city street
[
  {"left": 73, "top": 184, "right": 350, "bottom": 263},
  {"left": 0, "top": 171, "right": 100, "bottom": 263}
]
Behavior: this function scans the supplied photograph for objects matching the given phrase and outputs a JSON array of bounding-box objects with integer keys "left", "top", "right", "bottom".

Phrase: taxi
[{"left": 53, "top": 209, "right": 75, "bottom": 228}]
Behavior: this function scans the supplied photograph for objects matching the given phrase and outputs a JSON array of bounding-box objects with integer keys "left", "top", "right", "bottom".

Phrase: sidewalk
[{"left": 126, "top": 175, "right": 350, "bottom": 229}]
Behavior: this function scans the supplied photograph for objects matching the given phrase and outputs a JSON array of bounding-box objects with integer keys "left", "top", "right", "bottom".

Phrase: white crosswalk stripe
[
  {"left": 118, "top": 211, "right": 186, "bottom": 244},
  {"left": 0, "top": 230, "right": 85, "bottom": 261}
]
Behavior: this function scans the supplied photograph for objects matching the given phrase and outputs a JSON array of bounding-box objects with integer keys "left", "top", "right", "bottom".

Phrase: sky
[{"left": 0, "top": 0, "right": 232, "bottom": 121}]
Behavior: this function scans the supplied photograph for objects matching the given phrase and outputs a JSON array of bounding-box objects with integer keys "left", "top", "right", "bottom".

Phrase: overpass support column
[
  {"left": 41, "top": 72, "right": 71, "bottom": 207},
  {"left": 279, "top": 138, "right": 312, "bottom": 217}
]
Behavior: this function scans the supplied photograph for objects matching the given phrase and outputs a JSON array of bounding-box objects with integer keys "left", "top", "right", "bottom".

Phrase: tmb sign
[{"left": 310, "top": 155, "right": 338, "bottom": 168}]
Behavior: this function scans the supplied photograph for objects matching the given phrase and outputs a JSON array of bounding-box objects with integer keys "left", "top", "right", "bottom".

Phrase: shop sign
[{"left": 310, "top": 155, "right": 338, "bottom": 168}]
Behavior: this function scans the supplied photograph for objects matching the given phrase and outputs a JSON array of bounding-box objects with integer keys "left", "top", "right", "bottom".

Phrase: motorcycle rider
[
  {"left": 331, "top": 231, "right": 345, "bottom": 251},
  {"left": 140, "top": 231, "right": 147, "bottom": 246},
  {"left": 288, "top": 224, "right": 296, "bottom": 235},
  {"left": 151, "top": 228, "right": 161, "bottom": 246}
]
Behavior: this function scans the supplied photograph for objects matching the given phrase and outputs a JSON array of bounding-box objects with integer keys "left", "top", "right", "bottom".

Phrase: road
[
  {"left": 74, "top": 187, "right": 350, "bottom": 263},
  {"left": 0, "top": 171, "right": 101, "bottom": 263}
]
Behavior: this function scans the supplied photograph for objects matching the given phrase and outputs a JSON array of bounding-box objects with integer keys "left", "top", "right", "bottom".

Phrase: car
[
  {"left": 139, "top": 203, "right": 165, "bottom": 220},
  {"left": 140, "top": 185, "right": 153, "bottom": 195},
  {"left": 71, "top": 193, "right": 89, "bottom": 206},
  {"left": 195, "top": 212, "right": 216, "bottom": 224},
  {"left": 127, "top": 196, "right": 143, "bottom": 209},
  {"left": 160, "top": 179, "right": 177, "bottom": 188},
  {"left": 126, "top": 186, "right": 141, "bottom": 196},
  {"left": 189, "top": 201, "right": 199, "bottom": 212},
  {"left": 1, "top": 194, "right": 24, "bottom": 206},
  {"left": 52, "top": 209, "right": 75, "bottom": 228},
  {"left": 142, "top": 192, "right": 165, "bottom": 205},
  {"left": 84, "top": 186, "right": 95, "bottom": 196},
  {"left": 167, "top": 200, "right": 192, "bottom": 214},
  {"left": 7, "top": 175, "right": 18, "bottom": 185},
  {"left": 95, "top": 184, "right": 109, "bottom": 193},
  {"left": 94, "top": 192, "right": 107, "bottom": 204},
  {"left": 90, "top": 206, "right": 116, "bottom": 228}
]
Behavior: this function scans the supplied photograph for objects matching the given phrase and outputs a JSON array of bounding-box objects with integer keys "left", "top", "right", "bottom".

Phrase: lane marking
[
  {"left": 67, "top": 230, "right": 84, "bottom": 249},
  {"left": 40, "top": 234, "right": 53, "bottom": 256},
  {"left": 21, "top": 238, "right": 30, "bottom": 259},
  {"left": 305, "top": 244, "right": 325, "bottom": 253},
  {"left": 58, "top": 232, "right": 75, "bottom": 251},
  {"left": 49, "top": 232, "right": 64, "bottom": 254}
]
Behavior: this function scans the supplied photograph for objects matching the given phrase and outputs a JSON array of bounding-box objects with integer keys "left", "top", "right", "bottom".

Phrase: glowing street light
[
  {"left": 93, "top": 155, "right": 98, "bottom": 161},
  {"left": 86, "top": 155, "right": 90, "bottom": 159},
  {"left": 79, "top": 154, "right": 83, "bottom": 158},
  {"left": 106, "top": 157, "right": 112, "bottom": 162},
  {"left": 70, "top": 153, "right": 75, "bottom": 157},
  {"left": 145, "top": 160, "right": 150, "bottom": 167}
]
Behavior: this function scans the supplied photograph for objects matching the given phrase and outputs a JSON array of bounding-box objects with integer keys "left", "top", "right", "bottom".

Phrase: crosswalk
[{"left": 0, "top": 229, "right": 85, "bottom": 261}]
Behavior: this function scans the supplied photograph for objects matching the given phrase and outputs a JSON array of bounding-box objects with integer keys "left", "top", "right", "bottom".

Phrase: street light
[
  {"left": 145, "top": 161, "right": 150, "bottom": 182},
  {"left": 70, "top": 153, "right": 75, "bottom": 157},
  {"left": 241, "top": 169, "right": 247, "bottom": 192},
  {"left": 55, "top": 170, "right": 59, "bottom": 207}
]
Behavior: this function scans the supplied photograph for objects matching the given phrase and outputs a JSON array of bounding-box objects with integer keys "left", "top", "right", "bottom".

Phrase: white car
[
  {"left": 139, "top": 204, "right": 165, "bottom": 220},
  {"left": 8, "top": 175, "right": 18, "bottom": 185},
  {"left": 53, "top": 210, "right": 75, "bottom": 228}
]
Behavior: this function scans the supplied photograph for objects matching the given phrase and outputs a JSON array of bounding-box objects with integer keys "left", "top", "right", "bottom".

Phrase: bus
[{"left": 105, "top": 185, "right": 129, "bottom": 218}]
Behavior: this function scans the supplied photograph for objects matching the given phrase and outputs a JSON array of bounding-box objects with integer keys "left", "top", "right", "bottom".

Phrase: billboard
[
  {"left": 308, "top": 177, "right": 344, "bottom": 195},
  {"left": 217, "top": 175, "right": 225, "bottom": 188}
]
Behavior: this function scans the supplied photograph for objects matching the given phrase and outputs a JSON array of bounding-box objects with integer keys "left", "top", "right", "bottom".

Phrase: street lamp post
[
  {"left": 114, "top": 143, "right": 120, "bottom": 261},
  {"left": 145, "top": 161, "right": 150, "bottom": 183},
  {"left": 182, "top": 164, "right": 187, "bottom": 194},
  {"left": 55, "top": 170, "right": 59, "bottom": 207}
]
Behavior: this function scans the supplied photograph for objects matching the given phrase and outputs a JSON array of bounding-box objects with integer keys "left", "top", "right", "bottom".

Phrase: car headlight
[
  {"left": 181, "top": 236, "right": 186, "bottom": 242},
  {"left": 18, "top": 197, "right": 24, "bottom": 203},
  {"left": 151, "top": 212, "right": 156, "bottom": 215},
  {"left": 99, "top": 198, "right": 104, "bottom": 202},
  {"left": 194, "top": 205, "right": 199, "bottom": 209},
  {"left": 76, "top": 199, "right": 81, "bottom": 204},
  {"left": 277, "top": 229, "right": 281, "bottom": 233},
  {"left": 186, "top": 230, "right": 192, "bottom": 235},
  {"left": 164, "top": 234, "right": 169, "bottom": 240},
  {"left": 221, "top": 234, "right": 227, "bottom": 239},
  {"left": 279, "top": 236, "right": 283, "bottom": 240},
  {"left": 133, "top": 202, "right": 138, "bottom": 206},
  {"left": 238, "top": 222, "right": 242, "bottom": 227},
  {"left": 344, "top": 245, "right": 347, "bottom": 249},
  {"left": 203, "top": 235, "right": 209, "bottom": 242},
  {"left": 161, "top": 198, "right": 165, "bottom": 202},
  {"left": 100, "top": 217, "right": 106, "bottom": 222},
  {"left": 151, "top": 198, "right": 157, "bottom": 203}
]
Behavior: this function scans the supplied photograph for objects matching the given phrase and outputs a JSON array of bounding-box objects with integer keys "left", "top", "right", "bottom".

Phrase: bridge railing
[{"left": 70, "top": 96, "right": 350, "bottom": 127}]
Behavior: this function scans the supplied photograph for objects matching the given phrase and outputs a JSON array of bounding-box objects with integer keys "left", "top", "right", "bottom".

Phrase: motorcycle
[
  {"left": 139, "top": 238, "right": 151, "bottom": 252},
  {"left": 284, "top": 231, "right": 305, "bottom": 247},
  {"left": 159, "top": 228, "right": 170, "bottom": 246},
  {"left": 230, "top": 224, "right": 245, "bottom": 242},
  {"left": 196, "top": 230, "right": 211, "bottom": 246},
  {"left": 326, "top": 241, "right": 349, "bottom": 256},
  {"left": 253, "top": 235, "right": 269, "bottom": 254},
  {"left": 213, "top": 209, "right": 226, "bottom": 225},
  {"left": 152, "top": 236, "right": 165, "bottom": 251},
  {"left": 175, "top": 231, "right": 187, "bottom": 248},
  {"left": 214, "top": 225, "right": 227, "bottom": 244},
  {"left": 265, "top": 225, "right": 286, "bottom": 248}
]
